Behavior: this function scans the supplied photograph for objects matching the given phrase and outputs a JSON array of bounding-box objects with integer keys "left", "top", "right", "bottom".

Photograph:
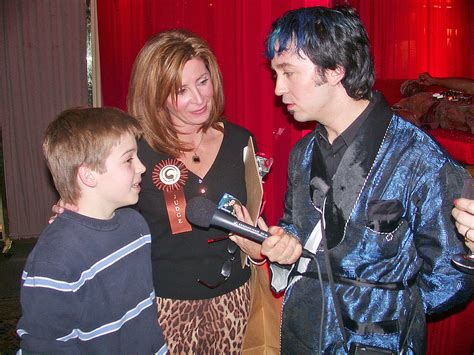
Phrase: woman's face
[{"left": 166, "top": 57, "right": 214, "bottom": 131}]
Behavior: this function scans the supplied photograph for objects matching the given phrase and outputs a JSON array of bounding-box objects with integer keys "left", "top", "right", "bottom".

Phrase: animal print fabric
[{"left": 157, "top": 282, "right": 251, "bottom": 354}]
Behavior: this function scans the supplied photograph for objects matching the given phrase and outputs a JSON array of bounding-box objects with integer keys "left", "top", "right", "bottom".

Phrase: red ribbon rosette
[{"left": 152, "top": 159, "right": 192, "bottom": 235}]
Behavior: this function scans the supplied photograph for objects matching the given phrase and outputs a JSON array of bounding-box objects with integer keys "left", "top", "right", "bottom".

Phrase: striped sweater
[{"left": 17, "top": 208, "right": 166, "bottom": 354}]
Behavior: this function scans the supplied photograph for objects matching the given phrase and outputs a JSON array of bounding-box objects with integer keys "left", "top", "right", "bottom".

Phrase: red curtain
[
  {"left": 97, "top": 1, "right": 473, "bottom": 354},
  {"left": 340, "top": 0, "right": 474, "bottom": 80}
]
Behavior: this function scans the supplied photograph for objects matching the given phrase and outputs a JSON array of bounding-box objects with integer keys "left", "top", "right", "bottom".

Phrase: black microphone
[{"left": 185, "top": 196, "right": 315, "bottom": 259}]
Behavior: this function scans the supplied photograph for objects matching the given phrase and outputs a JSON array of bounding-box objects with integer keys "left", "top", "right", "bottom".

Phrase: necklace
[{"left": 192, "top": 132, "right": 204, "bottom": 163}]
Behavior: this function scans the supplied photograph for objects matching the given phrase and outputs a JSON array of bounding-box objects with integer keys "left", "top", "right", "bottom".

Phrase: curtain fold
[
  {"left": 91, "top": 0, "right": 103, "bottom": 107},
  {"left": 339, "top": 0, "right": 473, "bottom": 79},
  {"left": 0, "top": 0, "right": 88, "bottom": 238}
]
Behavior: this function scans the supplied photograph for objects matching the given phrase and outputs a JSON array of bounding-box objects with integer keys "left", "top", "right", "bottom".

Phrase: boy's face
[
  {"left": 95, "top": 132, "right": 145, "bottom": 211},
  {"left": 271, "top": 45, "right": 336, "bottom": 124}
]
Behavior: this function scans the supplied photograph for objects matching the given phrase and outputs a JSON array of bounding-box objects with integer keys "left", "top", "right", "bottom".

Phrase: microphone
[{"left": 185, "top": 196, "right": 315, "bottom": 259}]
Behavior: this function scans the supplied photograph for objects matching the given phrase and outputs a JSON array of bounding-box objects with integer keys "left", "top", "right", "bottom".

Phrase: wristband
[{"left": 248, "top": 255, "right": 267, "bottom": 265}]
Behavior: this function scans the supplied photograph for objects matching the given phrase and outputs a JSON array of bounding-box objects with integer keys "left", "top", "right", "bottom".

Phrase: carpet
[
  {"left": 0, "top": 298, "right": 20, "bottom": 354},
  {"left": 0, "top": 238, "right": 36, "bottom": 354}
]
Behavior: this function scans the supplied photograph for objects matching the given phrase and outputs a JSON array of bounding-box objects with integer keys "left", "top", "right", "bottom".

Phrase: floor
[{"left": 0, "top": 238, "right": 36, "bottom": 354}]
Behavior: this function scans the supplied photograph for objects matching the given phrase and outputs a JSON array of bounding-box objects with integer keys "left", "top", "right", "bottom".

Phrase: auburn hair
[{"left": 127, "top": 29, "right": 225, "bottom": 157}]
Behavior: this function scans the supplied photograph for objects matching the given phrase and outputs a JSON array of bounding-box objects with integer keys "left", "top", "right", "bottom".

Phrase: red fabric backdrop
[
  {"left": 96, "top": 1, "right": 473, "bottom": 353},
  {"left": 340, "top": 0, "right": 474, "bottom": 80}
]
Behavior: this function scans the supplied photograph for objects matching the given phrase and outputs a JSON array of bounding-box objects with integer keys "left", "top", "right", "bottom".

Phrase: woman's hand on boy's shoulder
[{"left": 49, "top": 199, "right": 79, "bottom": 224}]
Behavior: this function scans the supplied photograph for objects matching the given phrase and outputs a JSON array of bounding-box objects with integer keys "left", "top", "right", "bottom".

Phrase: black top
[
  {"left": 18, "top": 209, "right": 166, "bottom": 354},
  {"left": 137, "top": 122, "right": 252, "bottom": 299}
]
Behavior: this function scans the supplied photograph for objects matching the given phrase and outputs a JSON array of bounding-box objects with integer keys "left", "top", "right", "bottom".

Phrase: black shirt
[
  {"left": 313, "top": 96, "right": 376, "bottom": 179},
  {"left": 137, "top": 122, "right": 252, "bottom": 300}
]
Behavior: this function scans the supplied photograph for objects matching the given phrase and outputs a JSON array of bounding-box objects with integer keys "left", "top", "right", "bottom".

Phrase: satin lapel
[
  {"left": 310, "top": 134, "right": 331, "bottom": 209},
  {"left": 328, "top": 100, "right": 393, "bottom": 247}
]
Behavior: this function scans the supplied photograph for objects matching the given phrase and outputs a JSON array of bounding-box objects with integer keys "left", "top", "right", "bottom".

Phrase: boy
[{"left": 17, "top": 107, "right": 166, "bottom": 354}]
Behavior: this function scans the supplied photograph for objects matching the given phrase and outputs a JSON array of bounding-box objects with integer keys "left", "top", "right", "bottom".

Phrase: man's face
[{"left": 271, "top": 48, "right": 335, "bottom": 123}]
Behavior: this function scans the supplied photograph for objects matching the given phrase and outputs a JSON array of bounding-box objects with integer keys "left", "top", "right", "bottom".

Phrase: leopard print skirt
[{"left": 157, "top": 281, "right": 251, "bottom": 354}]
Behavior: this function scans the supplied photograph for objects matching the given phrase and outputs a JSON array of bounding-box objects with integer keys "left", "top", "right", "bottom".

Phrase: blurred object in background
[{"left": 393, "top": 79, "right": 473, "bottom": 133}]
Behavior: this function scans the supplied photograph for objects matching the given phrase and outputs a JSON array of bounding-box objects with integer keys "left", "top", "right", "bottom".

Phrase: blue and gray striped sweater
[{"left": 17, "top": 208, "right": 167, "bottom": 354}]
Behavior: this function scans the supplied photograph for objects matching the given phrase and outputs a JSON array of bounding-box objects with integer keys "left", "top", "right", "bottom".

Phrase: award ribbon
[{"left": 152, "top": 159, "right": 192, "bottom": 234}]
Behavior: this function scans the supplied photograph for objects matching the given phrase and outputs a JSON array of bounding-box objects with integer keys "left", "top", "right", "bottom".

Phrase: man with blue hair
[{"left": 239, "top": 5, "right": 473, "bottom": 354}]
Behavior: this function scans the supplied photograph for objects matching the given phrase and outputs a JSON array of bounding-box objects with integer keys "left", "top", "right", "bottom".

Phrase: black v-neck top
[{"left": 137, "top": 122, "right": 252, "bottom": 299}]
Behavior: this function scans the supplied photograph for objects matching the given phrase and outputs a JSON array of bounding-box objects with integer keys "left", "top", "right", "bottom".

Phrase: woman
[{"left": 128, "top": 30, "right": 253, "bottom": 353}]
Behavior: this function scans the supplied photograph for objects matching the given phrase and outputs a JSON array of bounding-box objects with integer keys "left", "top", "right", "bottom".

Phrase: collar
[{"left": 314, "top": 94, "right": 378, "bottom": 148}]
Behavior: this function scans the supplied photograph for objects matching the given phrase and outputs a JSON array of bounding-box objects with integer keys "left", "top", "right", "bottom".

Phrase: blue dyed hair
[{"left": 266, "top": 6, "right": 374, "bottom": 100}]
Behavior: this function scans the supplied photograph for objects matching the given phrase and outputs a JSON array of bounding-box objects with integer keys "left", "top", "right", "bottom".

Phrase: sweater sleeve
[{"left": 17, "top": 260, "right": 82, "bottom": 354}]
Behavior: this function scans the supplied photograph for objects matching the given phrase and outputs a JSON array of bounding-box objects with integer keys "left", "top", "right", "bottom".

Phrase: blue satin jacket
[{"left": 270, "top": 95, "right": 474, "bottom": 354}]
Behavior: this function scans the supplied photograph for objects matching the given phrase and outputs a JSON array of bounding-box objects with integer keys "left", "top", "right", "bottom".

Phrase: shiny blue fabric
[{"left": 272, "top": 108, "right": 474, "bottom": 354}]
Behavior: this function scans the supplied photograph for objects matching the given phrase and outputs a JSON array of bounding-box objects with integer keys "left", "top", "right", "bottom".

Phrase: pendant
[{"left": 192, "top": 154, "right": 200, "bottom": 163}]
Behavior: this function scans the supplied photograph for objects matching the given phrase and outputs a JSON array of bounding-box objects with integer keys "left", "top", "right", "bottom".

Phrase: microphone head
[{"left": 186, "top": 196, "right": 217, "bottom": 228}]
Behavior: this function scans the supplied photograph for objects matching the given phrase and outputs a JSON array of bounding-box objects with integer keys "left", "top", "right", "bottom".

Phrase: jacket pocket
[
  {"left": 366, "top": 199, "right": 404, "bottom": 234},
  {"left": 360, "top": 218, "right": 408, "bottom": 261}
]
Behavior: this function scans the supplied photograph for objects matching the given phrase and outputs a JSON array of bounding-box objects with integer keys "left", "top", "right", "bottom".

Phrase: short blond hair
[
  {"left": 43, "top": 107, "right": 142, "bottom": 204},
  {"left": 127, "top": 29, "right": 225, "bottom": 157}
]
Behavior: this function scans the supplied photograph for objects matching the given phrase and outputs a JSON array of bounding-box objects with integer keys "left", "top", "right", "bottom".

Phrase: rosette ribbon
[{"left": 152, "top": 159, "right": 192, "bottom": 234}]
